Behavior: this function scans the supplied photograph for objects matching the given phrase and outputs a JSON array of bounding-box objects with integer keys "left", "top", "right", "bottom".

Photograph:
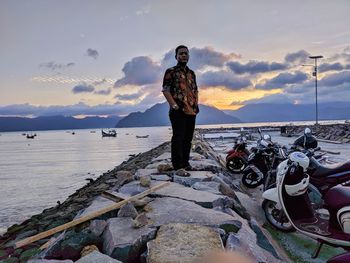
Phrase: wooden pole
[{"left": 15, "top": 182, "right": 170, "bottom": 249}]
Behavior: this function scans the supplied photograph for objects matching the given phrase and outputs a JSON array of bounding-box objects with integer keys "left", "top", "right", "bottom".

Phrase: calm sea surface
[{"left": 0, "top": 120, "right": 346, "bottom": 234}]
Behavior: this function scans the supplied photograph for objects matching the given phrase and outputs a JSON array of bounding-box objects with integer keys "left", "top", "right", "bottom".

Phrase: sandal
[{"left": 174, "top": 168, "right": 191, "bottom": 177}]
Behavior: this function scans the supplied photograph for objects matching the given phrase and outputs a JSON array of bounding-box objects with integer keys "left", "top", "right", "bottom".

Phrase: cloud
[
  {"left": 0, "top": 102, "right": 150, "bottom": 117},
  {"left": 39, "top": 61, "right": 75, "bottom": 71},
  {"left": 284, "top": 50, "right": 310, "bottom": 64},
  {"left": 319, "top": 70, "right": 350, "bottom": 87},
  {"left": 198, "top": 70, "right": 252, "bottom": 90},
  {"left": 72, "top": 83, "right": 95, "bottom": 94},
  {"left": 227, "top": 61, "right": 287, "bottom": 75},
  {"left": 161, "top": 46, "right": 240, "bottom": 70},
  {"left": 114, "top": 93, "right": 142, "bottom": 101},
  {"left": 318, "top": 62, "right": 345, "bottom": 73},
  {"left": 92, "top": 78, "right": 107, "bottom": 86},
  {"left": 87, "top": 48, "right": 99, "bottom": 59},
  {"left": 114, "top": 56, "right": 162, "bottom": 87},
  {"left": 94, "top": 88, "right": 111, "bottom": 95},
  {"left": 256, "top": 71, "right": 308, "bottom": 90}
]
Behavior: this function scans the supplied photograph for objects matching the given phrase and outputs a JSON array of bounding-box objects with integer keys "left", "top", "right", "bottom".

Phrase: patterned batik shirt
[{"left": 162, "top": 64, "right": 199, "bottom": 115}]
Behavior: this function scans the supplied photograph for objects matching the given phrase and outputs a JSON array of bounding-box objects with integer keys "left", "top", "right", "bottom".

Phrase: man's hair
[{"left": 175, "top": 45, "right": 188, "bottom": 56}]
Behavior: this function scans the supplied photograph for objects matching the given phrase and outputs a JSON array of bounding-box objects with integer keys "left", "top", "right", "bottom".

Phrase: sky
[{"left": 0, "top": 0, "right": 350, "bottom": 117}]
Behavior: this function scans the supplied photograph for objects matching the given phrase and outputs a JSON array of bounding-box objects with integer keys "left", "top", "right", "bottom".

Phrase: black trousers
[{"left": 169, "top": 109, "right": 196, "bottom": 170}]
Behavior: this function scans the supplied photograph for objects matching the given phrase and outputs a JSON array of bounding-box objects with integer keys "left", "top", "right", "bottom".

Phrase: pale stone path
[{"left": 32, "top": 138, "right": 288, "bottom": 263}]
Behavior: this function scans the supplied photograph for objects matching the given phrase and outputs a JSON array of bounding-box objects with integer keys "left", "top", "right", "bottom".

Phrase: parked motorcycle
[
  {"left": 275, "top": 151, "right": 350, "bottom": 262},
  {"left": 241, "top": 128, "right": 286, "bottom": 189},
  {"left": 263, "top": 147, "right": 350, "bottom": 232},
  {"left": 226, "top": 130, "right": 250, "bottom": 173}
]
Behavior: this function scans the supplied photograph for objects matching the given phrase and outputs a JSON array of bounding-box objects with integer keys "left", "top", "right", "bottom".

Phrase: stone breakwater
[
  {"left": 285, "top": 123, "right": 350, "bottom": 143},
  {"left": 0, "top": 137, "right": 286, "bottom": 263}
]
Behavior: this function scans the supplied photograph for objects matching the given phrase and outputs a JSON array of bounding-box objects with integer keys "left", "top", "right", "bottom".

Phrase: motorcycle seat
[
  {"left": 325, "top": 185, "right": 350, "bottom": 211},
  {"left": 312, "top": 160, "right": 350, "bottom": 178}
]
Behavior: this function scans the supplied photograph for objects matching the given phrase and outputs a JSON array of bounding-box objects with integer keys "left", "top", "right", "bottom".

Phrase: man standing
[{"left": 162, "top": 45, "right": 199, "bottom": 176}]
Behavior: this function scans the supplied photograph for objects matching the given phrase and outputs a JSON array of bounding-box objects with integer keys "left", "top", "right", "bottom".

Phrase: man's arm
[{"left": 162, "top": 91, "right": 179, "bottom": 110}]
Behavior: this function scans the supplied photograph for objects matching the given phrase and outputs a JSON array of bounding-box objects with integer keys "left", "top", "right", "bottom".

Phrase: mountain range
[
  {"left": 1, "top": 102, "right": 350, "bottom": 132},
  {"left": 0, "top": 115, "right": 122, "bottom": 132},
  {"left": 115, "top": 103, "right": 242, "bottom": 128},
  {"left": 224, "top": 102, "right": 350, "bottom": 123}
]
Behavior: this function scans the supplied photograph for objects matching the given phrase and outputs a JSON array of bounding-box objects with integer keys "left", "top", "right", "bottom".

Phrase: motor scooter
[
  {"left": 275, "top": 151, "right": 350, "bottom": 262},
  {"left": 262, "top": 147, "right": 350, "bottom": 232}
]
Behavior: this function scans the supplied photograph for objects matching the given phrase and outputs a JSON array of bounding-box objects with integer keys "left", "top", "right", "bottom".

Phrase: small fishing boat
[
  {"left": 102, "top": 129, "right": 117, "bottom": 137},
  {"left": 26, "top": 134, "right": 35, "bottom": 139},
  {"left": 136, "top": 135, "right": 149, "bottom": 138}
]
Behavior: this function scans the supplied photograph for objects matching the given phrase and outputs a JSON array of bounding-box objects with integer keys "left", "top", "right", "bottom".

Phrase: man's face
[{"left": 176, "top": 48, "right": 189, "bottom": 64}]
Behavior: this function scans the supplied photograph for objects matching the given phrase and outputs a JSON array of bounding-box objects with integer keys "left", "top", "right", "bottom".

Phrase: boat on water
[
  {"left": 101, "top": 129, "right": 117, "bottom": 137},
  {"left": 26, "top": 133, "right": 36, "bottom": 139},
  {"left": 136, "top": 135, "right": 149, "bottom": 138}
]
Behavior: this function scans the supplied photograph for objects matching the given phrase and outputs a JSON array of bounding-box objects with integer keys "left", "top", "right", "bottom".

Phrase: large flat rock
[
  {"left": 76, "top": 196, "right": 116, "bottom": 219},
  {"left": 146, "top": 197, "right": 237, "bottom": 227},
  {"left": 147, "top": 223, "right": 223, "bottom": 263},
  {"left": 75, "top": 251, "right": 122, "bottom": 263},
  {"left": 134, "top": 169, "right": 159, "bottom": 179},
  {"left": 103, "top": 217, "right": 156, "bottom": 262},
  {"left": 152, "top": 182, "right": 222, "bottom": 208},
  {"left": 173, "top": 170, "right": 215, "bottom": 187},
  {"left": 192, "top": 181, "right": 221, "bottom": 195},
  {"left": 189, "top": 159, "right": 221, "bottom": 170}
]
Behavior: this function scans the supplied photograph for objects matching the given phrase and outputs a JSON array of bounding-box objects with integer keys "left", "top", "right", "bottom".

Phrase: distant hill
[
  {"left": 0, "top": 115, "right": 122, "bottom": 132},
  {"left": 116, "top": 103, "right": 242, "bottom": 128},
  {"left": 224, "top": 102, "right": 350, "bottom": 123}
]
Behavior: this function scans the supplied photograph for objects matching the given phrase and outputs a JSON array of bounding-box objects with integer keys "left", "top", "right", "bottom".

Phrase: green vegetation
[{"left": 263, "top": 223, "right": 345, "bottom": 263}]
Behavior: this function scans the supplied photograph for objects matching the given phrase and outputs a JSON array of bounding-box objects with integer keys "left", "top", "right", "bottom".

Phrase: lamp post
[{"left": 309, "top": 55, "right": 323, "bottom": 125}]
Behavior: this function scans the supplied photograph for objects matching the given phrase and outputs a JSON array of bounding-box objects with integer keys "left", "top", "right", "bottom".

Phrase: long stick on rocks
[{"left": 15, "top": 182, "right": 170, "bottom": 249}]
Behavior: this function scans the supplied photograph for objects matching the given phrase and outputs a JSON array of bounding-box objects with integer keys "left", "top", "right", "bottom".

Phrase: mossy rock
[
  {"left": 0, "top": 257, "right": 19, "bottom": 263},
  {"left": 18, "top": 248, "right": 40, "bottom": 262},
  {"left": 6, "top": 225, "right": 26, "bottom": 235}
]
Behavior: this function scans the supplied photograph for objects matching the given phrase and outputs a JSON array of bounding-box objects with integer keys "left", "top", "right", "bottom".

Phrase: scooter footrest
[
  {"left": 299, "top": 223, "right": 331, "bottom": 236},
  {"left": 340, "top": 212, "right": 350, "bottom": 234}
]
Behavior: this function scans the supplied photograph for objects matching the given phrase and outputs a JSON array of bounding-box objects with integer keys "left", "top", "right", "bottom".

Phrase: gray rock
[
  {"left": 152, "top": 182, "right": 223, "bottom": 208},
  {"left": 156, "top": 163, "right": 173, "bottom": 173},
  {"left": 76, "top": 196, "right": 116, "bottom": 219},
  {"left": 145, "top": 197, "right": 236, "bottom": 226},
  {"left": 147, "top": 223, "right": 223, "bottom": 263},
  {"left": 117, "top": 180, "right": 151, "bottom": 196},
  {"left": 75, "top": 251, "right": 122, "bottom": 263},
  {"left": 151, "top": 152, "right": 171, "bottom": 161},
  {"left": 103, "top": 217, "right": 157, "bottom": 262},
  {"left": 27, "top": 259, "right": 72, "bottom": 263},
  {"left": 134, "top": 169, "right": 158, "bottom": 179},
  {"left": 192, "top": 181, "right": 221, "bottom": 195},
  {"left": 117, "top": 202, "right": 138, "bottom": 219},
  {"left": 173, "top": 171, "right": 215, "bottom": 187},
  {"left": 89, "top": 220, "right": 107, "bottom": 236},
  {"left": 225, "top": 233, "right": 241, "bottom": 250},
  {"left": 189, "top": 159, "right": 221, "bottom": 170},
  {"left": 150, "top": 174, "right": 171, "bottom": 181},
  {"left": 139, "top": 175, "right": 151, "bottom": 187},
  {"left": 212, "top": 196, "right": 236, "bottom": 209},
  {"left": 132, "top": 197, "right": 153, "bottom": 207},
  {"left": 27, "top": 260, "right": 73, "bottom": 263},
  {"left": 133, "top": 213, "right": 149, "bottom": 228}
]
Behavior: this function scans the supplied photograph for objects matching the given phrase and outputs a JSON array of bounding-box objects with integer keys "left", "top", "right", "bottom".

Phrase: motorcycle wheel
[
  {"left": 262, "top": 199, "right": 295, "bottom": 232},
  {"left": 242, "top": 171, "right": 263, "bottom": 188},
  {"left": 226, "top": 157, "right": 246, "bottom": 173}
]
